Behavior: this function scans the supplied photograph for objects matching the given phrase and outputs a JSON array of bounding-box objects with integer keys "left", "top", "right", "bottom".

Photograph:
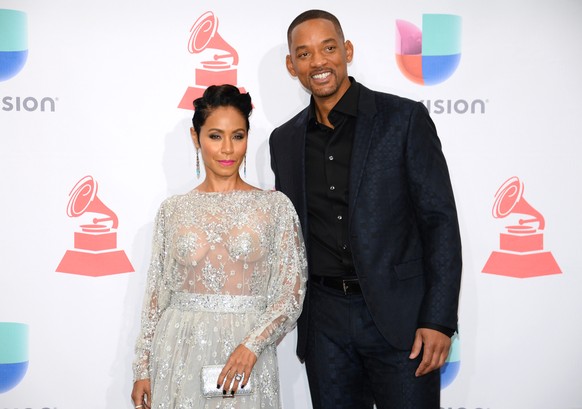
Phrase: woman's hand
[
  {"left": 131, "top": 379, "right": 151, "bottom": 409},
  {"left": 217, "top": 344, "right": 257, "bottom": 396}
]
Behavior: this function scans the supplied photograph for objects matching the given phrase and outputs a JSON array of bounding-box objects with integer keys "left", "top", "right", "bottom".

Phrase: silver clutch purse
[{"left": 200, "top": 364, "right": 253, "bottom": 398}]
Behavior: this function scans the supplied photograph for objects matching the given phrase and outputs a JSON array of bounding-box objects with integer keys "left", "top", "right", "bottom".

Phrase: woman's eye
[
  {"left": 233, "top": 133, "right": 245, "bottom": 140},
  {"left": 209, "top": 134, "right": 221, "bottom": 140}
]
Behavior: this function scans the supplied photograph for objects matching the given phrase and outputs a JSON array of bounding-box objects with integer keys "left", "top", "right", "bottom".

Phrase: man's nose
[{"left": 310, "top": 51, "right": 326, "bottom": 67}]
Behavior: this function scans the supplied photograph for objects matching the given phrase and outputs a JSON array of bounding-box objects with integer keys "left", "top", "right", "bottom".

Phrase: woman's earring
[
  {"left": 243, "top": 155, "right": 247, "bottom": 178},
  {"left": 196, "top": 149, "right": 200, "bottom": 179}
]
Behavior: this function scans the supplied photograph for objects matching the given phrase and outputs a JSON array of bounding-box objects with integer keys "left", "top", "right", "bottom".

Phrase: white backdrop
[{"left": 1, "top": 1, "right": 581, "bottom": 408}]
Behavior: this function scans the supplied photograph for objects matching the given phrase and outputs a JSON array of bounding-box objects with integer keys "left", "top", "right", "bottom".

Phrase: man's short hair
[{"left": 287, "top": 9, "right": 345, "bottom": 47}]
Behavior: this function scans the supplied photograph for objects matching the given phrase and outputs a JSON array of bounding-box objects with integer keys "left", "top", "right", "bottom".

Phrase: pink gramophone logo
[
  {"left": 178, "top": 11, "right": 246, "bottom": 110},
  {"left": 56, "top": 175, "right": 134, "bottom": 277},
  {"left": 482, "top": 176, "right": 561, "bottom": 278}
]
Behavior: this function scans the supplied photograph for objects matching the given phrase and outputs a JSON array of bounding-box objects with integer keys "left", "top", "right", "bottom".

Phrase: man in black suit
[{"left": 269, "top": 9, "right": 462, "bottom": 409}]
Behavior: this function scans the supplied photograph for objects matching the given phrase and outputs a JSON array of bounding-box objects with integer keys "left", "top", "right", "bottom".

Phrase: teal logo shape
[
  {"left": 0, "top": 9, "right": 28, "bottom": 82},
  {"left": 0, "top": 322, "right": 29, "bottom": 393}
]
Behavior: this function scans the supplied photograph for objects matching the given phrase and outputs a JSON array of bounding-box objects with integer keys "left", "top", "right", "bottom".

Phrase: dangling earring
[
  {"left": 243, "top": 155, "right": 247, "bottom": 178},
  {"left": 196, "top": 149, "right": 200, "bottom": 179}
]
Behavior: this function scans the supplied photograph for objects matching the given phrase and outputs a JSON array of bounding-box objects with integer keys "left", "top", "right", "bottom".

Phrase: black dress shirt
[{"left": 305, "top": 80, "right": 360, "bottom": 278}]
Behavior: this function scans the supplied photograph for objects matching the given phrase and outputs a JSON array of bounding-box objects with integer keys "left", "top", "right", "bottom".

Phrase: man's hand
[{"left": 409, "top": 328, "right": 451, "bottom": 377}]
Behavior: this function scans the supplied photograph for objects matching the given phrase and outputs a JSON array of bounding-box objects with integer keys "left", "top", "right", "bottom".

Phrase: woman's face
[{"left": 191, "top": 106, "right": 248, "bottom": 181}]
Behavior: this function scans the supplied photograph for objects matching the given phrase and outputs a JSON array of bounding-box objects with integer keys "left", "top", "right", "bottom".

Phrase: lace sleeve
[
  {"left": 132, "top": 201, "right": 172, "bottom": 381},
  {"left": 242, "top": 194, "right": 307, "bottom": 356}
]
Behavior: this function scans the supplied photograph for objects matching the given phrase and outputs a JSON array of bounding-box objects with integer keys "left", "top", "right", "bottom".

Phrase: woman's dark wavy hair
[{"left": 191, "top": 84, "right": 252, "bottom": 139}]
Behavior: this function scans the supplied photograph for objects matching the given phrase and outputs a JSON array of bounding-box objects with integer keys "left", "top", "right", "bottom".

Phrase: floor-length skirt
[{"left": 149, "top": 292, "right": 282, "bottom": 409}]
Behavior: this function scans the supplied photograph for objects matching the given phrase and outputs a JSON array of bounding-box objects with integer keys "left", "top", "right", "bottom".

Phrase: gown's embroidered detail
[
  {"left": 133, "top": 190, "right": 307, "bottom": 409},
  {"left": 200, "top": 258, "right": 227, "bottom": 293}
]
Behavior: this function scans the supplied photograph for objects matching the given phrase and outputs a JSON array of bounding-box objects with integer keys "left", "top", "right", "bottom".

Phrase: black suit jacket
[{"left": 269, "top": 82, "right": 462, "bottom": 359}]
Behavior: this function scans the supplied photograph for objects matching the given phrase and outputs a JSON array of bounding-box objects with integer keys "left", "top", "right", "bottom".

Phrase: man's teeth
[{"left": 312, "top": 72, "right": 330, "bottom": 80}]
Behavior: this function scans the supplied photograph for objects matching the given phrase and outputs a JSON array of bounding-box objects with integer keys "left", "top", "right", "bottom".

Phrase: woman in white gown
[{"left": 131, "top": 85, "right": 307, "bottom": 409}]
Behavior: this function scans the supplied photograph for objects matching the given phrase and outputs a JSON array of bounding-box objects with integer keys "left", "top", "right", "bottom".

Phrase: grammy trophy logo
[
  {"left": 178, "top": 11, "right": 247, "bottom": 110},
  {"left": 482, "top": 176, "right": 561, "bottom": 278},
  {"left": 56, "top": 175, "right": 134, "bottom": 277}
]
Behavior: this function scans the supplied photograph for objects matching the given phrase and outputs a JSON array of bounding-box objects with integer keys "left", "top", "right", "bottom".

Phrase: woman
[{"left": 131, "top": 85, "right": 307, "bottom": 409}]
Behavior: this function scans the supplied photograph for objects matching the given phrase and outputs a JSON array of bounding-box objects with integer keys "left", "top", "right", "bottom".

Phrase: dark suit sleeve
[
  {"left": 269, "top": 130, "right": 281, "bottom": 191},
  {"left": 405, "top": 102, "right": 462, "bottom": 333}
]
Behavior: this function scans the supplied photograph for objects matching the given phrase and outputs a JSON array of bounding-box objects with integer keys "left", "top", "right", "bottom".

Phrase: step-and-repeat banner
[{"left": 1, "top": 1, "right": 581, "bottom": 408}]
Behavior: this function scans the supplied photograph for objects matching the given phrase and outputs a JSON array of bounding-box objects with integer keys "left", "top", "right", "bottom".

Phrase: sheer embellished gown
[{"left": 133, "top": 189, "right": 307, "bottom": 409}]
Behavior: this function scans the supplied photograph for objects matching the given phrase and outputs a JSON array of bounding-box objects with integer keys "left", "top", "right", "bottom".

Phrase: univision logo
[
  {"left": 440, "top": 334, "right": 460, "bottom": 389},
  {"left": 0, "top": 9, "right": 59, "bottom": 113},
  {"left": 0, "top": 322, "right": 29, "bottom": 393},
  {"left": 395, "top": 14, "right": 462, "bottom": 85},
  {"left": 0, "top": 9, "right": 28, "bottom": 82}
]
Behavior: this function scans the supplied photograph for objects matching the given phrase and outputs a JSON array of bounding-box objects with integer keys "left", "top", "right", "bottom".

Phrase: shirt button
[
  {"left": 342, "top": 244, "right": 348, "bottom": 251},
  {"left": 329, "top": 186, "right": 335, "bottom": 191},
  {"left": 329, "top": 155, "right": 334, "bottom": 161},
  {"left": 337, "top": 215, "right": 343, "bottom": 220}
]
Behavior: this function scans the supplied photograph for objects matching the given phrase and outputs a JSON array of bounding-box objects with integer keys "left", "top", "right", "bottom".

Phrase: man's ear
[
  {"left": 345, "top": 40, "right": 354, "bottom": 63},
  {"left": 286, "top": 55, "right": 297, "bottom": 77}
]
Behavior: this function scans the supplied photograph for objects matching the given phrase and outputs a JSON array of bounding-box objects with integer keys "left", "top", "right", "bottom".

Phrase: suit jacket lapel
[{"left": 349, "top": 86, "right": 378, "bottom": 220}]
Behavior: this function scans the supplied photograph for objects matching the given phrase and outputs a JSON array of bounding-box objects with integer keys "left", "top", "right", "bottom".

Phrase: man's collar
[{"left": 307, "top": 77, "right": 360, "bottom": 126}]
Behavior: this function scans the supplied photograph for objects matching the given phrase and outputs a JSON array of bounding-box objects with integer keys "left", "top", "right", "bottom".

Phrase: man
[{"left": 269, "top": 9, "right": 462, "bottom": 409}]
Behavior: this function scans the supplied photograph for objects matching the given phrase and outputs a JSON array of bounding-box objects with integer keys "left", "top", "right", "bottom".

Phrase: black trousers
[{"left": 304, "top": 281, "right": 440, "bottom": 409}]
